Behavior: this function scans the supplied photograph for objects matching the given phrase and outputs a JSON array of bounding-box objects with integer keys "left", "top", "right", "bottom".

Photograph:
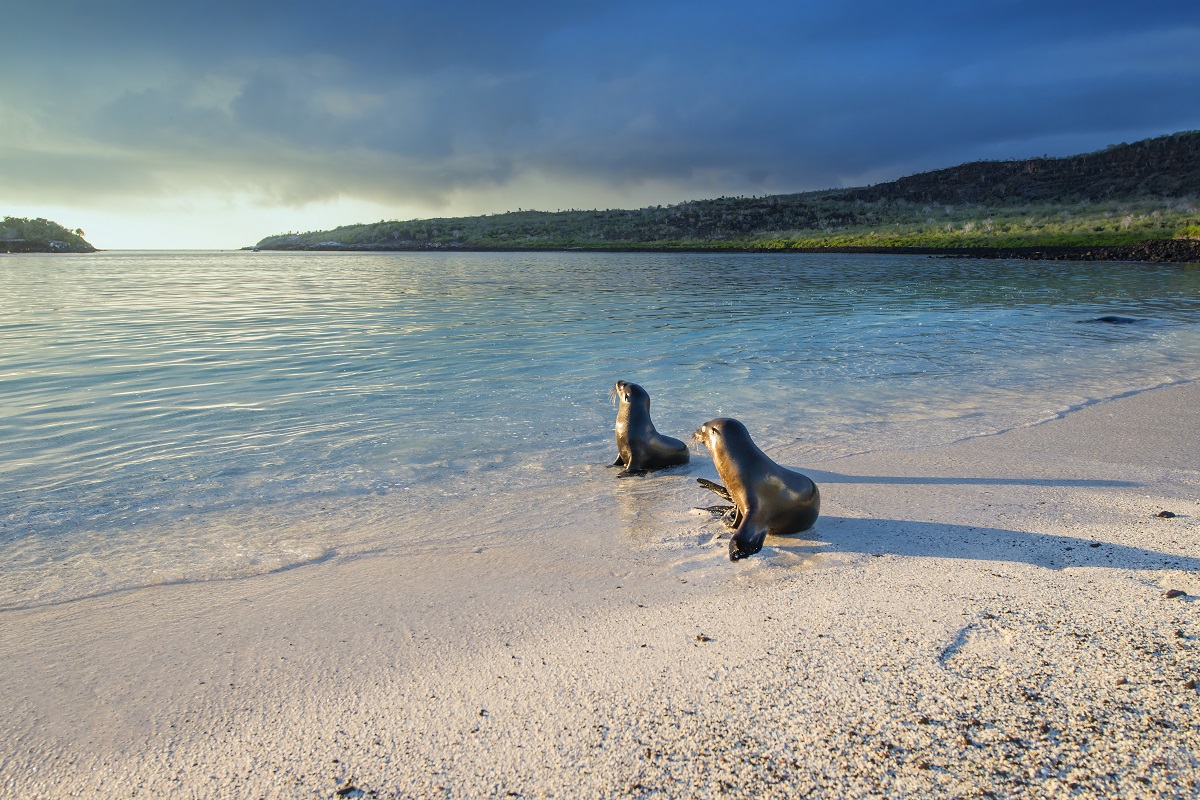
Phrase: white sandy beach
[{"left": 2, "top": 382, "right": 1198, "bottom": 799}]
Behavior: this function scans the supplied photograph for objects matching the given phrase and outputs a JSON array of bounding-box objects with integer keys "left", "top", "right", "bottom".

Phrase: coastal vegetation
[
  {"left": 256, "top": 131, "right": 1200, "bottom": 255},
  {"left": 1, "top": 216, "right": 95, "bottom": 252}
]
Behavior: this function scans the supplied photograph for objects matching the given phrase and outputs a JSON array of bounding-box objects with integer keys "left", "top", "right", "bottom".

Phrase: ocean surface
[{"left": 2, "top": 250, "right": 1199, "bottom": 609}]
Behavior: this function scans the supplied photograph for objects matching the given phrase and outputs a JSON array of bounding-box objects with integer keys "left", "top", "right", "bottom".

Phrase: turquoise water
[{"left": 2, "top": 250, "right": 1199, "bottom": 607}]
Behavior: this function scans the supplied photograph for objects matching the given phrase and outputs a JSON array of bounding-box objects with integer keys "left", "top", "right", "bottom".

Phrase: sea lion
[
  {"left": 610, "top": 380, "right": 690, "bottom": 477},
  {"left": 693, "top": 417, "right": 820, "bottom": 561}
]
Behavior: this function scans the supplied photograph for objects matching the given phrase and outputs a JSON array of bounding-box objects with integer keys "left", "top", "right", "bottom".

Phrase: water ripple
[{"left": 2, "top": 250, "right": 1199, "bottom": 607}]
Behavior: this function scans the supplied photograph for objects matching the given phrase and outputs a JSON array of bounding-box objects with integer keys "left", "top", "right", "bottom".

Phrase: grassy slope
[{"left": 255, "top": 132, "right": 1200, "bottom": 251}]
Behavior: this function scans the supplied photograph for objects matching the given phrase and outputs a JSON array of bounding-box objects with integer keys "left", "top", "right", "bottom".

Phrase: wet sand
[{"left": 2, "top": 382, "right": 1198, "bottom": 798}]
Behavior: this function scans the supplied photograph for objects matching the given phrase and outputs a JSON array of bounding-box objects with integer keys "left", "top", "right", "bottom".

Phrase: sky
[{"left": 3, "top": 1, "right": 1199, "bottom": 250}]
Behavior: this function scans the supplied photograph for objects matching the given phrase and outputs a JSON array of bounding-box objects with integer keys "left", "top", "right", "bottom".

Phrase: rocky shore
[
  {"left": 866, "top": 237, "right": 1200, "bottom": 263},
  {"left": 250, "top": 238, "right": 1200, "bottom": 263},
  {"left": 1, "top": 239, "right": 97, "bottom": 253}
]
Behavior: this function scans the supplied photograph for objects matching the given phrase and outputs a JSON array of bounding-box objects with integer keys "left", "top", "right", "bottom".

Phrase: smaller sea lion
[
  {"left": 693, "top": 418, "right": 820, "bottom": 561},
  {"left": 610, "top": 380, "right": 690, "bottom": 477}
]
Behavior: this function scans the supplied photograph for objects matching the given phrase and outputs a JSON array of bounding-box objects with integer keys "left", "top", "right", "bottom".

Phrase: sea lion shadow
[
  {"left": 773, "top": 516, "right": 1200, "bottom": 573},
  {"left": 805, "top": 469, "right": 1140, "bottom": 489}
]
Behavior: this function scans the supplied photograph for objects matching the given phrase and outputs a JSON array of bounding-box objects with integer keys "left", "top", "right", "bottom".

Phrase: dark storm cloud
[{"left": 3, "top": 0, "right": 1198, "bottom": 211}]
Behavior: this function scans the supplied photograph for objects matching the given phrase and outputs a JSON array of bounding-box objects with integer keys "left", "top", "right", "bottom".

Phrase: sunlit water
[{"left": 2, "top": 250, "right": 1199, "bottom": 608}]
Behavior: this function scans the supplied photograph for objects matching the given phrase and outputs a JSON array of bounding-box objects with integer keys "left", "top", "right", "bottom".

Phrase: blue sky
[{"left": 3, "top": 0, "right": 1198, "bottom": 248}]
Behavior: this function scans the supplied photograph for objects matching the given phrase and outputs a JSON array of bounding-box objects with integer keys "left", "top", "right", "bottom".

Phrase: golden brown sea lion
[{"left": 693, "top": 417, "right": 820, "bottom": 561}]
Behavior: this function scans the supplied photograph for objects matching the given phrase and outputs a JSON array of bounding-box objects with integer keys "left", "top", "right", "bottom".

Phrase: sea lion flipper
[
  {"left": 696, "top": 478, "right": 733, "bottom": 502},
  {"left": 729, "top": 523, "right": 766, "bottom": 561}
]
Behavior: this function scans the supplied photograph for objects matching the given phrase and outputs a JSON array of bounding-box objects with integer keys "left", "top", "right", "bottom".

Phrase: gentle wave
[{"left": 2, "top": 250, "right": 1199, "bottom": 608}]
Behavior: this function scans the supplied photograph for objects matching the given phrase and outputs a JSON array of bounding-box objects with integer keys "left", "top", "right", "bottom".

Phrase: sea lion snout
[
  {"left": 692, "top": 417, "right": 728, "bottom": 442},
  {"left": 612, "top": 379, "right": 648, "bottom": 407},
  {"left": 692, "top": 421, "right": 719, "bottom": 455},
  {"left": 611, "top": 379, "right": 631, "bottom": 405}
]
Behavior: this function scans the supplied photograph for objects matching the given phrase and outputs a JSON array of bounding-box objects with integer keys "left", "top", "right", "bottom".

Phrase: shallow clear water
[{"left": 2, "top": 250, "right": 1199, "bottom": 607}]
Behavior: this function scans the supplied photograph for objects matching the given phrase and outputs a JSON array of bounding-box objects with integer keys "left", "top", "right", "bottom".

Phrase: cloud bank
[{"left": 3, "top": 0, "right": 1198, "bottom": 246}]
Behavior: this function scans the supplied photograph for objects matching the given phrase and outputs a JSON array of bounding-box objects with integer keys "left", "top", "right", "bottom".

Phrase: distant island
[
  {"left": 2, "top": 217, "right": 96, "bottom": 253},
  {"left": 253, "top": 131, "right": 1200, "bottom": 262}
]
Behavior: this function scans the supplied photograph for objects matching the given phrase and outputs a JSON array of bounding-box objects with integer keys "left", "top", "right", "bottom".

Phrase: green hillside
[
  {"left": 1, "top": 217, "right": 96, "bottom": 253},
  {"left": 255, "top": 131, "right": 1200, "bottom": 253}
]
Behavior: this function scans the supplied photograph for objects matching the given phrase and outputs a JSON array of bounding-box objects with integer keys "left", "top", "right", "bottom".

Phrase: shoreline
[
  {"left": 247, "top": 237, "right": 1200, "bottom": 263},
  {"left": 2, "top": 382, "right": 1198, "bottom": 798}
]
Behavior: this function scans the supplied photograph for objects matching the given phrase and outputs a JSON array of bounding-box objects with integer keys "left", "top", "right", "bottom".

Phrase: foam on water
[{"left": 2, "top": 250, "right": 1198, "bottom": 608}]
